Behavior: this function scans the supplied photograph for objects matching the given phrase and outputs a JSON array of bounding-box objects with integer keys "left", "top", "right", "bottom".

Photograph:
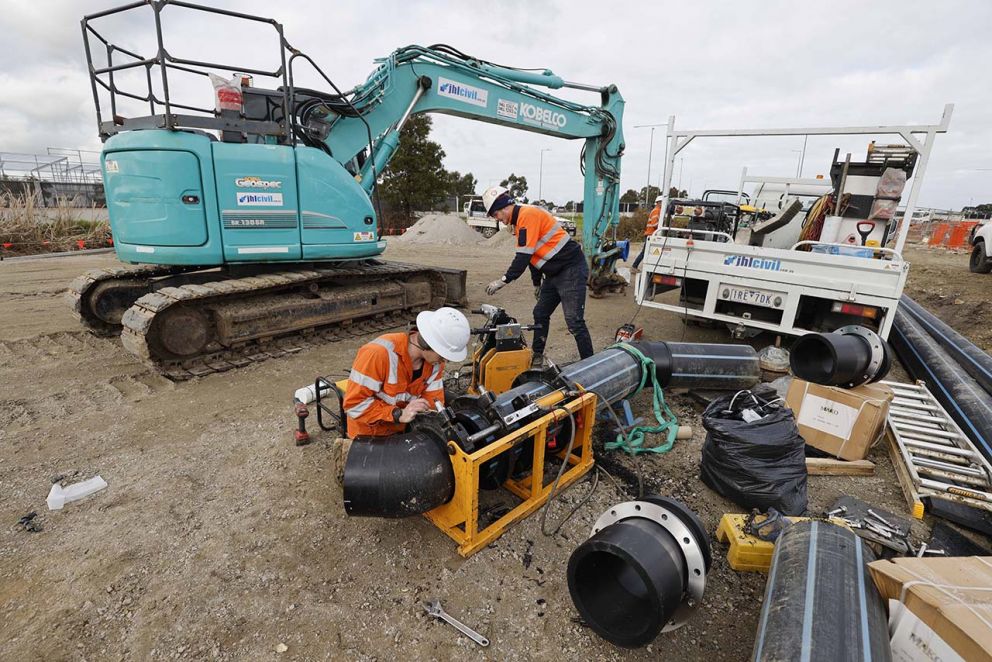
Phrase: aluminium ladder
[{"left": 882, "top": 380, "right": 992, "bottom": 518}]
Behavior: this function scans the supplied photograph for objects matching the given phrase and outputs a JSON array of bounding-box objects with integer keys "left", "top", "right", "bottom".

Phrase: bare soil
[{"left": 0, "top": 242, "right": 979, "bottom": 660}]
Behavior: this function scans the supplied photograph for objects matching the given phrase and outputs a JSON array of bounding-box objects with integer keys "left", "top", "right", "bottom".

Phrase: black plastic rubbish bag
[{"left": 700, "top": 387, "right": 808, "bottom": 515}]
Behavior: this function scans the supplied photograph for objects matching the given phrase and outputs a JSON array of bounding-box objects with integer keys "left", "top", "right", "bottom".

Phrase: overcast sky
[{"left": 1, "top": 0, "right": 989, "bottom": 210}]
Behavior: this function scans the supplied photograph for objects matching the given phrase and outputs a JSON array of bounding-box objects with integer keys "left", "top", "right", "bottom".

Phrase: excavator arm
[{"left": 293, "top": 45, "right": 625, "bottom": 258}]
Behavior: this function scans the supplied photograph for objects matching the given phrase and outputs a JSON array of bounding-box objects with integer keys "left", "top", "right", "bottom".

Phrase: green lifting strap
[{"left": 603, "top": 342, "right": 679, "bottom": 455}]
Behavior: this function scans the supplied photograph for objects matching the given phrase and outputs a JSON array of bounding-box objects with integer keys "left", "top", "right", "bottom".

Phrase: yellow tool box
[{"left": 716, "top": 513, "right": 850, "bottom": 572}]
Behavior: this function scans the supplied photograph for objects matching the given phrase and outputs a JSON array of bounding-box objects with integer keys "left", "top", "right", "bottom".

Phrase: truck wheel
[
  {"left": 970, "top": 243, "right": 992, "bottom": 273},
  {"left": 481, "top": 227, "right": 498, "bottom": 239}
]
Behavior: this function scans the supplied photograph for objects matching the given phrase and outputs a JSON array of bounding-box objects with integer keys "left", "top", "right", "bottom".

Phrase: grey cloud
[{"left": 0, "top": 0, "right": 988, "bottom": 209}]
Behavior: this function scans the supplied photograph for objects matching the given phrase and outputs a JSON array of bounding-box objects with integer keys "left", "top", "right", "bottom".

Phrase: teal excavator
[{"left": 71, "top": 1, "right": 626, "bottom": 378}]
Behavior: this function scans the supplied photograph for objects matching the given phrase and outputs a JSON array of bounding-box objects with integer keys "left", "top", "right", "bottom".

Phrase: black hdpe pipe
[
  {"left": 567, "top": 496, "right": 711, "bottom": 648},
  {"left": 343, "top": 341, "right": 759, "bottom": 518},
  {"left": 790, "top": 326, "right": 891, "bottom": 387},
  {"left": 752, "top": 521, "right": 891, "bottom": 662},
  {"left": 901, "top": 295, "right": 992, "bottom": 396},
  {"left": 891, "top": 308, "right": 992, "bottom": 462}
]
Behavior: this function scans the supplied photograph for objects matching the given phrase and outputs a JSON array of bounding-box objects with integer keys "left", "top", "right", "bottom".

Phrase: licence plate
[{"left": 719, "top": 284, "right": 783, "bottom": 309}]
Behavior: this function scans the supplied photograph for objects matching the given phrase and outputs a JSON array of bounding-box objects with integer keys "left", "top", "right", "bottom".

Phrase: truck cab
[{"left": 970, "top": 220, "right": 992, "bottom": 273}]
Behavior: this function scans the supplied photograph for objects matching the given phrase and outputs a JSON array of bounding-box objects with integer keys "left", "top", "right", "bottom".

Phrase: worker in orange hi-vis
[
  {"left": 331, "top": 307, "right": 470, "bottom": 483},
  {"left": 630, "top": 195, "right": 663, "bottom": 275},
  {"left": 482, "top": 186, "right": 593, "bottom": 364}
]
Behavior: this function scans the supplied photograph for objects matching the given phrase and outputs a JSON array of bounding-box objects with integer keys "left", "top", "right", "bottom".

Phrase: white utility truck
[
  {"left": 635, "top": 105, "right": 953, "bottom": 339},
  {"left": 461, "top": 196, "right": 577, "bottom": 238}
]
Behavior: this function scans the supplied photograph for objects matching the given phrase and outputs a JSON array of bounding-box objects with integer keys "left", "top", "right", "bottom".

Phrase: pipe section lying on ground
[
  {"left": 343, "top": 341, "right": 760, "bottom": 518},
  {"left": 901, "top": 295, "right": 992, "bottom": 396},
  {"left": 567, "top": 496, "right": 710, "bottom": 648},
  {"left": 891, "top": 308, "right": 992, "bottom": 462},
  {"left": 752, "top": 521, "right": 891, "bottom": 662},
  {"left": 790, "top": 325, "right": 891, "bottom": 387}
]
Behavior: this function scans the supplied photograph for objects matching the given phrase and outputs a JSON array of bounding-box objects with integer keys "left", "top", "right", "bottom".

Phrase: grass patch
[{"left": 0, "top": 193, "right": 111, "bottom": 255}]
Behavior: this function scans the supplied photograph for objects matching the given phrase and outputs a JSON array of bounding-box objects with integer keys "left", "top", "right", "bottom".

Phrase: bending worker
[
  {"left": 342, "top": 307, "right": 470, "bottom": 438},
  {"left": 630, "top": 195, "right": 662, "bottom": 275},
  {"left": 482, "top": 186, "right": 593, "bottom": 363}
]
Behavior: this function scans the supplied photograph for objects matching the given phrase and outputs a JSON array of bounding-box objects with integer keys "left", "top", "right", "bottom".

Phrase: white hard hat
[
  {"left": 416, "top": 307, "right": 470, "bottom": 362},
  {"left": 655, "top": 195, "right": 664, "bottom": 204},
  {"left": 482, "top": 185, "right": 513, "bottom": 215}
]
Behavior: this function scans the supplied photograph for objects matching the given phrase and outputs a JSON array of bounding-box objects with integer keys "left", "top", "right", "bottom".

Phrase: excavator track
[
  {"left": 67, "top": 261, "right": 462, "bottom": 380},
  {"left": 66, "top": 264, "right": 196, "bottom": 336},
  {"left": 118, "top": 262, "right": 448, "bottom": 380}
]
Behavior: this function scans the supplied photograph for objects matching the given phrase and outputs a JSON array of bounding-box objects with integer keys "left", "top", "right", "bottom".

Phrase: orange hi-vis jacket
[
  {"left": 342, "top": 331, "right": 445, "bottom": 438},
  {"left": 645, "top": 205, "right": 661, "bottom": 236},
  {"left": 513, "top": 205, "right": 569, "bottom": 269}
]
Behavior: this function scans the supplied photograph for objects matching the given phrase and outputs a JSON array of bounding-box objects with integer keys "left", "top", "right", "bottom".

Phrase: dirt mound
[
  {"left": 392, "top": 213, "right": 481, "bottom": 246},
  {"left": 482, "top": 228, "right": 517, "bottom": 248}
]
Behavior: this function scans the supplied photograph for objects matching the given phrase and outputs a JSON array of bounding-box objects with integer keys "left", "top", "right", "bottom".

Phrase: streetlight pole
[
  {"left": 538, "top": 148, "right": 551, "bottom": 202},
  {"left": 635, "top": 123, "right": 666, "bottom": 208}
]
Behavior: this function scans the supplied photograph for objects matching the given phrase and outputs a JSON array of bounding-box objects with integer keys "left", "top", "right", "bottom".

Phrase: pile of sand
[
  {"left": 392, "top": 213, "right": 483, "bottom": 246},
  {"left": 482, "top": 228, "right": 517, "bottom": 248}
]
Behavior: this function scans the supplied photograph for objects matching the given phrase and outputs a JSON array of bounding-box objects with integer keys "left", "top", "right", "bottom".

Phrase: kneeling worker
[
  {"left": 330, "top": 307, "right": 470, "bottom": 484},
  {"left": 342, "top": 307, "right": 470, "bottom": 438},
  {"left": 482, "top": 186, "right": 593, "bottom": 363}
]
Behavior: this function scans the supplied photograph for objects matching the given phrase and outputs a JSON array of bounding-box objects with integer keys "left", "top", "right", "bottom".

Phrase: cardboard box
[
  {"left": 888, "top": 600, "right": 965, "bottom": 662},
  {"left": 869, "top": 557, "right": 992, "bottom": 661},
  {"left": 786, "top": 379, "right": 893, "bottom": 461}
]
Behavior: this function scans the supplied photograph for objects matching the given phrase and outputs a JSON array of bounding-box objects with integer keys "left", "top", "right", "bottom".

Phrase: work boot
[
  {"left": 531, "top": 353, "right": 544, "bottom": 369},
  {"left": 331, "top": 437, "right": 353, "bottom": 489}
]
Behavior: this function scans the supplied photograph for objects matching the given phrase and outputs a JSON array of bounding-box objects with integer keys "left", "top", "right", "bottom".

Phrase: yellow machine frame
[
  {"left": 423, "top": 391, "right": 597, "bottom": 557},
  {"left": 468, "top": 346, "right": 532, "bottom": 395}
]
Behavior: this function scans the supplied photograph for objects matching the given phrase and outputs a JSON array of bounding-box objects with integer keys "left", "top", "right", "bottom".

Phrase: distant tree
[
  {"left": 668, "top": 186, "right": 688, "bottom": 199},
  {"left": 620, "top": 188, "right": 641, "bottom": 204},
  {"left": 638, "top": 185, "right": 662, "bottom": 206},
  {"left": 378, "top": 115, "right": 448, "bottom": 218},
  {"left": 964, "top": 203, "right": 992, "bottom": 219},
  {"left": 447, "top": 170, "right": 477, "bottom": 200},
  {"left": 500, "top": 173, "right": 529, "bottom": 201}
]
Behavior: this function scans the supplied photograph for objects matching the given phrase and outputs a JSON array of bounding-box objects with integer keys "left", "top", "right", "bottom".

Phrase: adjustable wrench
[{"left": 424, "top": 600, "right": 490, "bottom": 647}]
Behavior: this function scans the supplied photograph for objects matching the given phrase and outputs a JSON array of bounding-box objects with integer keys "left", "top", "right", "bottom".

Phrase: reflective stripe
[
  {"left": 349, "top": 369, "right": 382, "bottom": 391},
  {"left": 345, "top": 396, "right": 375, "bottom": 419},
  {"left": 516, "top": 246, "right": 535, "bottom": 255},
  {"left": 534, "top": 225, "right": 562, "bottom": 249},
  {"left": 371, "top": 338, "right": 399, "bottom": 384},
  {"left": 425, "top": 380, "right": 444, "bottom": 391},
  {"left": 429, "top": 363, "right": 443, "bottom": 380},
  {"left": 376, "top": 391, "right": 414, "bottom": 405},
  {"left": 532, "top": 222, "right": 567, "bottom": 268},
  {"left": 539, "top": 236, "right": 568, "bottom": 261}
]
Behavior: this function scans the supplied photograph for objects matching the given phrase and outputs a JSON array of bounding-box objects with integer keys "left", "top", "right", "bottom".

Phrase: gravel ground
[{"left": 0, "top": 241, "right": 977, "bottom": 660}]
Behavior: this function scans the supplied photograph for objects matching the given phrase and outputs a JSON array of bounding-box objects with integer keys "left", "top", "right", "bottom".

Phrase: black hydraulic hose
[
  {"left": 901, "top": 295, "right": 992, "bottom": 396},
  {"left": 891, "top": 308, "right": 992, "bottom": 462}
]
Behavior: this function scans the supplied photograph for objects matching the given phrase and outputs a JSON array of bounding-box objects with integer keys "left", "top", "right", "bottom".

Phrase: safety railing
[
  {"left": 653, "top": 226, "right": 735, "bottom": 243},
  {"left": 81, "top": 0, "right": 291, "bottom": 141}
]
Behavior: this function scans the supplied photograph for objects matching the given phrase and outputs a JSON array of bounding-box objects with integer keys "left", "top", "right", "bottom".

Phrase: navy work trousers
[{"left": 531, "top": 260, "right": 594, "bottom": 359}]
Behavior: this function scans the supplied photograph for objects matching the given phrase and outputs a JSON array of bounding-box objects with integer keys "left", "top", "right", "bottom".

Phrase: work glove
[
  {"left": 534, "top": 285, "right": 542, "bottom": 300},
  {"left": 486, "top": 279, "right": 506, "bottom": 296}
]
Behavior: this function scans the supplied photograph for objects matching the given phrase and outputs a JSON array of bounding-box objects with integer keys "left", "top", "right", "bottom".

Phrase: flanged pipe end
[
  {"left": 566, "top": 497, "right": 709, "bottom": 648},
  {"left": 790, "top": 325, "right": 891, "bottom": 388}
]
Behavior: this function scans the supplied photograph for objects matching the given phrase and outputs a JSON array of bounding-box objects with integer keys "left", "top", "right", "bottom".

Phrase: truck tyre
[
  {"left": 480, "top": 227, "right": 498, "bottom": 239},
  {"left": 970, "top": 243, "right": 992, "bottom": 273}
]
